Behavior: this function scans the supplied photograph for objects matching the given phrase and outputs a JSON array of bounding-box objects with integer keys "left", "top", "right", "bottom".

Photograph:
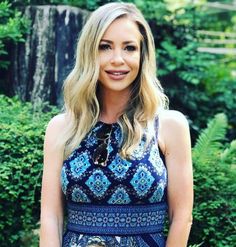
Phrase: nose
[{"left": 110, "top": 49, "right": 125, "bottom": 65}]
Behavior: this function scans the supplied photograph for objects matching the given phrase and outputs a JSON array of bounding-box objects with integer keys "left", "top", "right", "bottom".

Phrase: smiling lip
[{"left": 105, "top": 70, "right": 129, "bottom": 80}]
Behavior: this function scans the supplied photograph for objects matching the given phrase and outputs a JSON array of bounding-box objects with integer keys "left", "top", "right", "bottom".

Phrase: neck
[{"left": 98, "top": 88, "right": 130, "bottom": 123}]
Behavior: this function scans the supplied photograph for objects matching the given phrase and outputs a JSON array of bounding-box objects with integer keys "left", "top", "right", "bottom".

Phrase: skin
[
  {"left": 40, "top": 17, "right": 193, "bottom": 247},
  {"left": 98, "top": 18, "right": 140, "bottom": 93},
  {"left": 97, "top": 17, "right": 141, "bottom": 122},
  {"left": 159, "top": 110, "right": 193, "bottom": 247},
  {"left": 40, "top": 114, "right": 66, "bottom": 246}
]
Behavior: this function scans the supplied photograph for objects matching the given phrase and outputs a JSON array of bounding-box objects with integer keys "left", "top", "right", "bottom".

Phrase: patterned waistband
[{"left": 67, "top": 202, "right": 167, "bottom": 235}]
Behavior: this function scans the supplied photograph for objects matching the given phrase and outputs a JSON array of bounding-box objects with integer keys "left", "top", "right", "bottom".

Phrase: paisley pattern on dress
[
  {"left": 63, "top": 232, "right": 139, "bottom": 247},
  {"left": 70, "top": 152, "right": 91, "bottom": 179},
  {"left": 130, "top": 165, "right": 155, "bottom": 197},
  {"left": 85, "top": 169, "right": 111, "bottom": 198},
  {"left": 71, "top": 187, "right": 91, "bottom": 203},
  {"left": 108, "top": 155, "right": 132, "bottom": 179},
  {"left": 61, "top": 118, "right": 168, "bottom": 247},
  {"left": 62, "top": 232, "right": 166, "bottom": 247},
  {"left": 107, "top": 186, "right": 131, "bottom": 204}
]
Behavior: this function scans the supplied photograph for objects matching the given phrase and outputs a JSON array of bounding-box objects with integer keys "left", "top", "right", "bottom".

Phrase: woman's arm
[
  {"left": 40, "top": 114, "right": 66, "bottom": 247},
  {"left": 159, "top": 110, "right": 193, "bottom": 247}
]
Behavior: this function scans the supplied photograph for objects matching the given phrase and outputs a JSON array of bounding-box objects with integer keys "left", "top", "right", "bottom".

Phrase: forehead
[{"left": 101, "top": 17, "right": 142, "bottom": 42}]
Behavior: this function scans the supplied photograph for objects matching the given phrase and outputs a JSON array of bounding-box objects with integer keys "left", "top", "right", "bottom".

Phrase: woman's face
[{"left": 98, "top": 17, "right": 141, "bottom": 94}]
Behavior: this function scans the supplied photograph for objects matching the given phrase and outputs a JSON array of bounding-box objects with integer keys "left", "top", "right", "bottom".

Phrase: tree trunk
[{"left": 10, "top": 5, "right": 89, "bottom": 106}]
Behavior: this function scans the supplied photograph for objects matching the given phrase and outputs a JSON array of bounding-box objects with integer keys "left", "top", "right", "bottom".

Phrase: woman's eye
[
  {"left": 99, "top": 44, "right": 111, "bottom": 50},
  {"left": 125, "top": 45, "right": 137, "bottom": 52}
]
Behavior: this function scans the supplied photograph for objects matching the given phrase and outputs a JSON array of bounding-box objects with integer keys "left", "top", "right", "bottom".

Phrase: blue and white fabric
[{"left": 61, "top": 119, "right": 168, "bottom": 247}]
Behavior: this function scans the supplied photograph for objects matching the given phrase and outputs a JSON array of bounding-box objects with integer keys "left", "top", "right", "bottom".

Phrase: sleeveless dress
[{"left": 61, "top": 119, "right": 168, "bottom": 247}]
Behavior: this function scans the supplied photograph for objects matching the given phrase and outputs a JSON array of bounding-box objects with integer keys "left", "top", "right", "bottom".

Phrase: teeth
[{"left": 111, "top": 72, "right": 125, "bottom": 75}]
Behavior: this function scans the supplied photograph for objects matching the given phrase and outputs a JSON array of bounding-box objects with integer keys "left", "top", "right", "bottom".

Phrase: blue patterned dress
[{"left": 61, "top": 119, "right": 168, "bottom": 247}]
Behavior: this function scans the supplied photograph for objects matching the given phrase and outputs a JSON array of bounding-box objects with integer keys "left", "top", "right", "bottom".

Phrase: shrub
[
  {"left": 0, "top": 0, "right": 29, "bottom": 69},
  {"left": 1, "top": 95, "right": 235, "bottom": 246},
  {"left": 0, "top": 95, "right": 59, "bottom": 246},
  {"left": 190, "top": 113, "right": 236, "bottom": 246}
]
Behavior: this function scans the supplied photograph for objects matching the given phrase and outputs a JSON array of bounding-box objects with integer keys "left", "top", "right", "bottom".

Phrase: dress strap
[
  {"left": 154, "top": 115, "right": 166, "bottom": 165},
  {"left": 154, "top": 116, "right": 159, "bottom": 141}
]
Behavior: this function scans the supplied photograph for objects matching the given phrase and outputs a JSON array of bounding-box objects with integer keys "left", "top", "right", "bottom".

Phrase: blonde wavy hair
[{"left": 62, "top": 2, "right": 168, "bottom": 159}]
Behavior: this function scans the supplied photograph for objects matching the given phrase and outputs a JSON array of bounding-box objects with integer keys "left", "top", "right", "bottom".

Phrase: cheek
[
  {"left": 99, "top": 54, "right": 107, "bottom": 69},
  {"left": 131, "top": 57, "right": 140, "bottom": 72},
  {"left": 127, "top": 53, "right": 140, "bottom": 69},
  {"left": 99, "top": 52, "right": 112, "bottom": 65}
]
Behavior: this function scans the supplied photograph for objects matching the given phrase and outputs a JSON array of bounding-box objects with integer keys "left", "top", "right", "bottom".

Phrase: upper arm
[
  {"left": 41, "top": 114, "right": 67, "bottom": 223},
  {"left": 159, "top": 110, "right": 193, "bottom": 222}
]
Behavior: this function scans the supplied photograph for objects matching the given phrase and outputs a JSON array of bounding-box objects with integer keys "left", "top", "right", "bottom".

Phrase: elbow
[
  {"left": 169, "top": 212, "right": 193, "bottom": 227},
  {"left": 40, "top": 217, "right": 63, "bottom": 246},
  {"left": 183, "top": 214, "right": 193, "bottom": 229},
  {"left": 40, "top": 215, "right": 64, "bottom": 235}
]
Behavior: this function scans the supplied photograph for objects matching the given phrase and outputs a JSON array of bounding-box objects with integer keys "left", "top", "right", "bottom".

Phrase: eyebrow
[{"left": 100, "top": 39, "right": 138, "bottom": 45}]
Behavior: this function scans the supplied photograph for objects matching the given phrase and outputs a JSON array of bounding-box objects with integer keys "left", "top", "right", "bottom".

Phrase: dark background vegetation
[{"left": 0, "top": 0, "right": 235, "bottom": 246}]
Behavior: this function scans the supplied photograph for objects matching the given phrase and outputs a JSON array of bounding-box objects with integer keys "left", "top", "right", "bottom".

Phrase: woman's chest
[{"left": 61, "top": 124, "right": 167, "bottom": 205}]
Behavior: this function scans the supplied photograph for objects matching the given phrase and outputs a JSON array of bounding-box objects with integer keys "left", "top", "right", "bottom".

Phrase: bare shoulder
[
  {"left": 159, "top": 109, "right": 189, "bottom": 131},
  {"left": 46, "top": 113, "right": 68, "bottom": 134},
  {"left": 44, "top": 113, "right": 68, "bottom": 150},
  {"left": 158, "top": 110, "right": 191, "bottom": 155}
]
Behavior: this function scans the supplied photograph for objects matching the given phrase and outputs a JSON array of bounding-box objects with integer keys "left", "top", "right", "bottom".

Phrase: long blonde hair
[{"left": 62, "top": 2, "right": 168, "bottom": 159}]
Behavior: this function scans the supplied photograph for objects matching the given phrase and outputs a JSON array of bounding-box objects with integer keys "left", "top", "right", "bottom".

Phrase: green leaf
[{"left": 193, "top": 113, "right": 227, "bottom": 166}]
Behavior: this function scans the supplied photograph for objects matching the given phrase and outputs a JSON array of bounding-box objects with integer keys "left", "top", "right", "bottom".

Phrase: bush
[
  {"left": 1, "top": 95, "right": 235, "bottom": 246},
  {"left": 190, "top": 113, "right": 236, "bottom": 246},
  {"left": 0, "top": 0, "right": 29, "bottom": 69},
  {"left": 0, "top": 95, "right": 59, "bottom": 246}
]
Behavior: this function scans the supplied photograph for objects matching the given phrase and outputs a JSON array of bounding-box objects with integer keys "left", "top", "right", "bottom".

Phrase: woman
[{"left": 40, "top": 2, "right": 193, "bottom": 247}]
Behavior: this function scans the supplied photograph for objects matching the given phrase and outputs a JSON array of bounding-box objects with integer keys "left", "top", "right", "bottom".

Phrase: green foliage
[
  {"left": 0, "top": 1, "right": 29, "bottom": 69},
  {"left": 189, "top": 245, "right": 202, "bottom": 247},
  {"left": 1, "top": 97, "right": 236, "bottom": 246},
  {"left": 12, "top": 0, "right": 115, "bottom": 10},
  {"left": 152, "top": 2, "right": 236, "bottom": 142},
  {"left": 0, "top": 95, "right": 59, "bottom": 246},
  {"left": 191, "top": 113, "right": 236, "bottom": 246},
  {"left": 10, "top": 1, "right": 236, "bottom": 142},
  {"left": 133, "top": 0, "right": 169, "bottom": 22},
  {"left": 158, "top": 41, "right": 208, "bottom": 85},
  {"left": 1, "top": 1, "right": 235, "bottom": 244},
  {"left": 193, "top": 113, "right": 227, "bottom": 164}
]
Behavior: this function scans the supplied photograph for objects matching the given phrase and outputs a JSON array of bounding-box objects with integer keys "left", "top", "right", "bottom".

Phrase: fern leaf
[
  {"left": 221, "top": 140, "right": 236, "bottom": 166},
  {"left": 193, "top": 113, "right": 227, "bottom": 166}
]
